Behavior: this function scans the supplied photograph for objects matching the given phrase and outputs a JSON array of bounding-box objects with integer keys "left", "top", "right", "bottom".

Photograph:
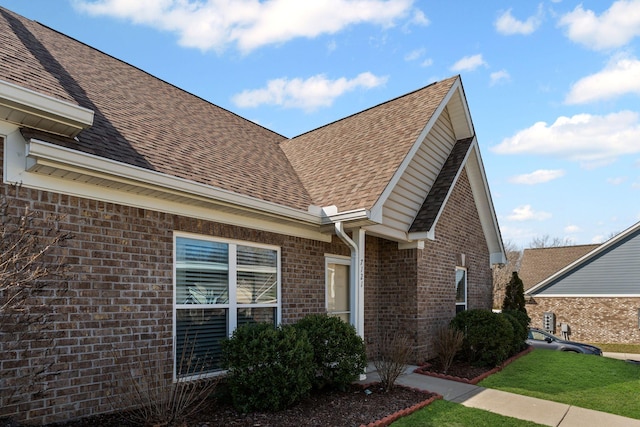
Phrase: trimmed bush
[
  {"left": 503, "top": 309, "right": 531, "bottom": 354},
  {"left": 221, "top": 322, "right": 313, "bottom": 412},
  {"left": 450, "top": 309, "right": 513, "bottom": 367},
  {"left": 294, "top": 314, "right": 367, "bottom": 390},
  {"left": 501, "top": 311, "right": 527, "bottom": 356}
]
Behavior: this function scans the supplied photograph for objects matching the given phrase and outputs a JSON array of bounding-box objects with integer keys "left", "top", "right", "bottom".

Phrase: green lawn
[
  {"left": 479, "top": 349, "right": 640, "bottom": 419},
  {"left": 391, "top": 399, "right": 544, "bottom": 426}
]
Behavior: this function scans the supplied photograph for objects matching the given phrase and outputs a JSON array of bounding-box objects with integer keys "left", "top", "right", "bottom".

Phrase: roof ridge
[{"left": 289, "top": 75, "right": 459, "bottom": 140}]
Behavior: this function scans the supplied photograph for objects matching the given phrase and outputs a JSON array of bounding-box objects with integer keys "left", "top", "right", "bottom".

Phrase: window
[
  {"left": 174, "top": 234, "right": 280, "bottom": 378},
  {"left": 455, "top": 267, "right": 467, "bottom": 313},
  {"left": 326, "top": 256, "right": 351, "bottom": 324}
]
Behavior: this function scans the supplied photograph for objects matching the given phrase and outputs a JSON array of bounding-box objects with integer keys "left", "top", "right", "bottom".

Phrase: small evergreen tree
[{"left": 502, "top": 271, "right": 526, "bottom": 313}]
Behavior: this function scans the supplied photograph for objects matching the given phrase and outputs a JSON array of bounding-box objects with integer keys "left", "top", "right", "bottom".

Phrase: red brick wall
[
  {"left": 0, "top": 137, "right": 495, "bottom": 423},
  {"left": 527, "top": 297, "right": 640, "bottom": 344},
  {"left": 0, "top": 141, "right": 349, "bottom": 424},
  {"left": 415, "top": 169, "right": 492, "bottom": 361},
  {"left": 363, "top": 169, "right": 493, "bottom": 363}
]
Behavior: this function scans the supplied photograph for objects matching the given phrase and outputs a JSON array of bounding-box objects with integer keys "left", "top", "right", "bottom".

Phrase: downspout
[
  {"left": 335, "top": 221, "right": 364, "bottom": 340},
  {"left": 334, "top": 222, "right": 366, "bottom": 379}
]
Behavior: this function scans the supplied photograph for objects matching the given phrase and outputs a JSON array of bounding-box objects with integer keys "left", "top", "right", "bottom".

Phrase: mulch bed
[
  {"left": 415, "top": 346, "right": 534, "bottom": 384},
  {"left": 32, "top": 348, "right": 534, "bottom": 427},
  {"left": 42, "top": 384, "right": 438, "bottom": 427}
]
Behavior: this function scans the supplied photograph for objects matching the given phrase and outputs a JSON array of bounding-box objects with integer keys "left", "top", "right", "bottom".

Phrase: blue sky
[{"left": 2, "top": 0, "right": 639, "bottom": 249}]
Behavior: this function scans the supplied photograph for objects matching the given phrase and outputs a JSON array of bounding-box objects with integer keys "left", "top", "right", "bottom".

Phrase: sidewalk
[{"left": 359, "top": 360, "right": 640, "bottom": 427}]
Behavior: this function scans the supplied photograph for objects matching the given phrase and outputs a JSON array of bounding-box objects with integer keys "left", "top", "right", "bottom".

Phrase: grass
[
  {"left": 391, "top": 399, "right": 544, "bottom": 426},
  {"left": 479, "top": 349, "right": 640, "bottom": 419}
]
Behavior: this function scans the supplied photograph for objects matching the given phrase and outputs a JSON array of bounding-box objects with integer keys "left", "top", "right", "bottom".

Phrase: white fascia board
[
  {"left": 466, "top": 143, "right": 506, "bottom": 262},
  {"left": 25, "top": 138, "right": 320, "bottom": 225},
  {"left": 370, "top": 77, "right": 463, "bottom": 221},
  {"left": 0, "top": 79, "right": 94, "bottom": 133},
  {"left": 323, "top": 208, "right": 373, "bottom": 224},
  {"left": 4, "top": 136, "right": 331, "bottom": 242}
]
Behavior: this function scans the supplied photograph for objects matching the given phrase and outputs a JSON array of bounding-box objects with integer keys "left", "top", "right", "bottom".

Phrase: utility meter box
[{"left": 543, "top": 312, "right": 555, "bottom": 334}]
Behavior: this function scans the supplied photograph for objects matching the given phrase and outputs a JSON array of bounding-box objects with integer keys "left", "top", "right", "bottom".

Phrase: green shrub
[
  {"left": 503, "top": 309, "right": 530, "bottom": 353},
  {"left": 501, "top": 312, "right": 527, "bottom": 356},
  {"left": 221, "top": 322, "right": 313, "bottom": 412},
  {"left": 294, "top": 314, "right": 367, "bottom": 390},
  {"left": 450, "top": 309, "right": 513, "bottom": 367}
]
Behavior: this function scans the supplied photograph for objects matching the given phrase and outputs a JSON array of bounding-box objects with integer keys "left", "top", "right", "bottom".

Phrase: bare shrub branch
[
  {"left": 109, "top": 336, "right": 219, "bottom": 426},
  {"left": 373, "top": 332, "right": 412, "bottom": 392},
  {"left": 0, "top": 186, "right": 73, "bottom": 409},
  {"left": 433, "top": 325, "right": 464, "bottom": 374}
]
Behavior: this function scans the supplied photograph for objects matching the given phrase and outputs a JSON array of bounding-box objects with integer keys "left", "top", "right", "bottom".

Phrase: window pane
[
  {"left": 176, "top": 308, "right": 227, "bottom": 376},
  {"left": 327, "top": 263, "right": 349, "bottom": 313},
  {"left": 455, "top": 269, "right": 466, "bottom": 304},
  {"left": 237, "top": 271, "right": 277, "bottom": 304},
  {"left": 237, "top": 307, "right": 276, "bottom": 328},
  {"left": 237, "top": 245, "right": 277, "bottom": 305},
  {"left": 237, "top": 245, "right": 277, "bottom": 268},
  {"left": 176, "top": 238, "right": 229, "bottom": 304}
]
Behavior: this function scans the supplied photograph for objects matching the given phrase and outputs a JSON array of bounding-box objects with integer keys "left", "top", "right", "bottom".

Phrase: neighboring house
[
  {"left": 0, "top": 7, "right": 504, "bottom": 424},
  {"left": 523, "top": 222, "right": 640, "bottom": 344}
]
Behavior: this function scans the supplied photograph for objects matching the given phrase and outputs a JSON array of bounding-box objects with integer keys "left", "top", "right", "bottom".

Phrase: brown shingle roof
[
  {"left": 0, "top": 7, "right": 461, "bottom": 216},
  {"left": 0, "top": 8, "right": 313, "bottom": 210},
  {"left": 409, "top": 137, "right": 473, "bottom": 233},
  {"left": 281, "top": 77, "right": 458, "bottom": 211},
  {"left": 519, "top": 245, "right": 600, "bottom": 291}
]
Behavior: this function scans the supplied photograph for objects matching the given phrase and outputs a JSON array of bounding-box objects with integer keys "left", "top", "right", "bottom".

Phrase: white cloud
[
  {"left": 564, "top": 225, "right": 581, "bottom": 233},
  {"left": 231, "top": 72, "right": 387, "bottom": 111},
  {"left": 491, "top": 111, "right": 640, "bottom": 168},
  {"left": 420, "top": 58, "right": 433, "bottom": 67},
  {"left": 74, "top": 0, "right": 413, "bottom": 53},
  {"left": 495, "top": 6, "right": 543, "bottom": 35},
  {"left": 404, "top": 48, "right": 425, "bottom": 61},
  {"left": 509, "top": 169, "right": 565, "bottom": 185},
  {"left": 507, "top": 205, "right": 552, "bottom": 222},
  {"left": 565, "top": 56, "right": 640, "bottom": 104},
  {"left": 409, "top": 9, "right": 430, "bottom": 26},
  {"left": 450, "top": 54, "right": 487, "bottom": 72},
  {"left": 558, "top": 0, "right": 640, "bottom": 51},
  {"left": 607, "top": 177, "right": 627, "bottom": 185},
  {"left": 490, "top": 70, "right": 510, "bottom": 86}
]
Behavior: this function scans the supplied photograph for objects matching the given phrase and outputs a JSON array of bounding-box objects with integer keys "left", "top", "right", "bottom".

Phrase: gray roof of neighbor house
[
  {"left": 519, "top": 245, "right": 600, "bottom": 291},
  {"left": 526, "top": 221, "right": 640, "bottom": 296}
]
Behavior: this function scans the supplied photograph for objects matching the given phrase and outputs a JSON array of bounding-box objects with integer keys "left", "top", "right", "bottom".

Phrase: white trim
[
  {"left": 371, "top": 78, "right": 464, "bottom": 221},
  {"left": 325, "top": 255, "right": 352, "bottom": 322},
  {"left": 4, "top": 135, "right": 332, "bottom": 242},
  {"left": 0, "top": 79, "right": 94, "bottom": 136}
]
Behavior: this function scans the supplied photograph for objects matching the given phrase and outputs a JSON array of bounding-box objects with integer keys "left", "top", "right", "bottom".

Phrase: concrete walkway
[{"left": 359, "top": 355, "right": 640, "bottom": 426}]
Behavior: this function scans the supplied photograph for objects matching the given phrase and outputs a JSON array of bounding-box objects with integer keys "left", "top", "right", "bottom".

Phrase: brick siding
[
  {"left": 527, "top": 297, "right": 640, "bottom": 344},
  {"left": 1, "top": 139, "right": 494, "bottom": 423},
  {"left": 364, "top": 169, "right": 493, "bottom": 363}
]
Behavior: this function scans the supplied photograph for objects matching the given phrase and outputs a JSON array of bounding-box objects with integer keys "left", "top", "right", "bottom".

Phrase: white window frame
[
  {"left": 325, "top": 255, "right": 353, "bottom": 325},
  {"left": 173, "top": 231, "right": 281, "bottom": 380},
  {"left": 455, "top": 267, "right": 467, "bottom": 313}
]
